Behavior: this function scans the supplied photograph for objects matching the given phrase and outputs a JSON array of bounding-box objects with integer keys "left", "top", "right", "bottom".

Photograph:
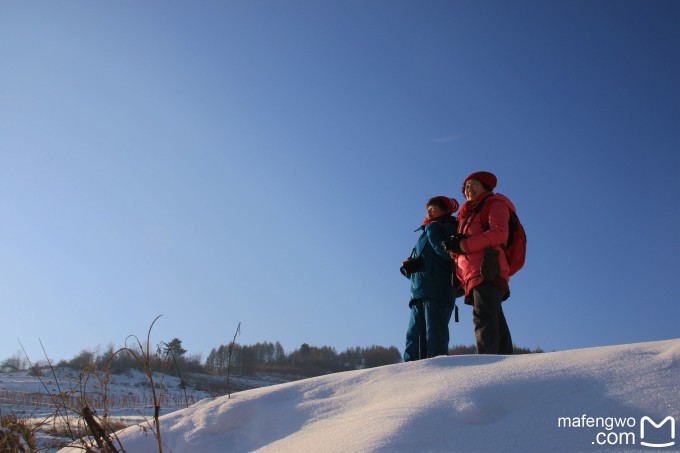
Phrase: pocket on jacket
[{"left": 480, "top": 248, "right": 500, "bottom": 281}]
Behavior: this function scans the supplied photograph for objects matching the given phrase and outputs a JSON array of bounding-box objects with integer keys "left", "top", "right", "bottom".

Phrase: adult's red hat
[{"left": 461, "top": 171, "right": 497, "bottom": 195}]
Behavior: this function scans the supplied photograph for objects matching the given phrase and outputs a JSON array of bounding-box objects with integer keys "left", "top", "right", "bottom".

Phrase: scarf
[
  {"left": 422, "top": 214, "right": 450, "bottom": 227},
  {"left": 458, "top": 192, "right": 494, "bottom": 232}
]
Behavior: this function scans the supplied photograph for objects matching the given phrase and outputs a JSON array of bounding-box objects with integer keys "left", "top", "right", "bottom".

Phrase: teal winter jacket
[{"left": 409, "top": 216, "right": 458, "bottom": 306}]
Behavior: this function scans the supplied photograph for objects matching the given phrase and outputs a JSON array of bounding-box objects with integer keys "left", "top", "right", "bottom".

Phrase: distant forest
[
  {"left": 2, "top": 341, "right": 544, "bottom": 379},
  {"left": 203, "top": 342, "right": 544, "bottom": 377}
]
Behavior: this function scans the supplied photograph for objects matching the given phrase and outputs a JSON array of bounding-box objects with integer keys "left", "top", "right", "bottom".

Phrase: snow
[
  {"left": 0, "top": 368, "right": 211, "bottom": 419},
  {"left": 52, "top": 338, "right": 679, "bottom": 452}
]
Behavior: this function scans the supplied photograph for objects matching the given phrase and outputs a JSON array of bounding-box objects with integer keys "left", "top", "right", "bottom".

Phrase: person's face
[
  {"left": 426, "top": 204, "right": 446, "bottom": 220},
  {"left": 464, "top": 179, "right": 486, "bottom": 201}
]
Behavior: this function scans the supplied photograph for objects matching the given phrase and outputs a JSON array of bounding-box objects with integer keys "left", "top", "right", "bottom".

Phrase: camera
[
  {"left": 440, "top": 233, "right": 468, "bottom": 252},
  {"left": 400, "top": 256, "right": 422, "bottom": 278}
]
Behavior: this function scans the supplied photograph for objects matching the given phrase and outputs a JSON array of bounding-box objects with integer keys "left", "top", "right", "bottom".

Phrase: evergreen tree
[{"left": 165, "top": 338, "right": 187, "bottom": 357}]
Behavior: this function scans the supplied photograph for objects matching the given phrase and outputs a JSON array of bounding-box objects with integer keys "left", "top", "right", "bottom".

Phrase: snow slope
[{"left": 60, "top": 338, "right": 680, "bottom": 452}]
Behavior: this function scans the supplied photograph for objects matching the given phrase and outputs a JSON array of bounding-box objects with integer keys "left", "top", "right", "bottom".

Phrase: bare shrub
[
  {"left": 109, "top": 315, "right": 171, "bottom": 453},
  {"left": 0, "top": 351, "right": 29, "bottom": 372}
]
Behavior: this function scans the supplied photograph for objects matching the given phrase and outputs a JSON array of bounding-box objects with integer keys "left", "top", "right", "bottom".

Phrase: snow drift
[{"left": 60, "top": 338, "right": 680, "bottom": 452}]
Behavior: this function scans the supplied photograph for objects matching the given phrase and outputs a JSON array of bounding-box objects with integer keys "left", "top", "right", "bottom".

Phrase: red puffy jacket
[{"left": 455, "top": 193, "right": 514, "bottom": 302}]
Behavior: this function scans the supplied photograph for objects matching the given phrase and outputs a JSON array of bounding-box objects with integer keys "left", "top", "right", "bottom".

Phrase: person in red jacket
[{"left": 444, "top": 171, "right": 514, "bottom": 354}]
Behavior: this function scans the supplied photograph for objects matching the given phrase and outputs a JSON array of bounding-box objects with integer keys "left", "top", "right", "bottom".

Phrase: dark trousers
[
  {"left": 471, "top": 284, "right": 513, "bottom": 354},
  {"left": 404, "top": 299, "right": 453, "bottom": 361}
]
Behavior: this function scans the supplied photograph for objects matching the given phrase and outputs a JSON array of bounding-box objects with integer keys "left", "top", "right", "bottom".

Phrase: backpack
[{"left": 478, "top": 194, "right": 526, "bottom": 276}]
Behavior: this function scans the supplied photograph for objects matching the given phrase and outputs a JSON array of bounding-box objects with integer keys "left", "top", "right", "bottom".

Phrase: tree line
[
  {"left": 1, "top": 340, "right": 543, "bottom": 378},
  {"left": 0, "top": 340, "right": 402, "bottom": 378},
  {"left": 204, "top": 342, "right": 402, "bottom": 377}
]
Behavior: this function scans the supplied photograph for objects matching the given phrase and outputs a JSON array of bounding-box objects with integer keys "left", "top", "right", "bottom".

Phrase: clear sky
[{"left": 1, "top": 1, "right": 678, "bottom": 363}]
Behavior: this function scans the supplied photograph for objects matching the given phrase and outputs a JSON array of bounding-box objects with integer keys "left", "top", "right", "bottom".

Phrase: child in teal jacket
[{"left": 402, "top": 196, "right": 459, "bottom": 361}]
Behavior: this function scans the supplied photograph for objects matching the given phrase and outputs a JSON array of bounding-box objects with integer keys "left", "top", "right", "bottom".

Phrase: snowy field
[
  {"left": 45, "top": 338, "right": 679, "bottom": 453},
  {"left": 0, "top": 367, "right": 293, "bottom": 451},
  {"left": 0, "top": 367, "right": 210, "bottom": 451},
  {"left": 0, "top": 368, "right": 209, "bottom": 417}
]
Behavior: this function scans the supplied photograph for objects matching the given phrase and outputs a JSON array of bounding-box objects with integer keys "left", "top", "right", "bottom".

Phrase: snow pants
[
  {"left": 403, "top": 299, "right": 453, "bottom": 361},
  {"left": 471, "top": 283, "right": 513, "bottom": 354}
]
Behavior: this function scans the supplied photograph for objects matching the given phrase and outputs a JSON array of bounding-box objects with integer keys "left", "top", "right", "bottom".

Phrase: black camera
[
  {"left": 441, "top": 233, "right": 468, "bottom": 252},
  {"left": 400, "top": 256, "right": 422, "bottom": 278}
]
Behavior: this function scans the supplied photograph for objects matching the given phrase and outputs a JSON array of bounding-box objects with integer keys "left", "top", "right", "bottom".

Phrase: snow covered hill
[{"left": 60, "top": 338, "right": 679, "bottom": 453}]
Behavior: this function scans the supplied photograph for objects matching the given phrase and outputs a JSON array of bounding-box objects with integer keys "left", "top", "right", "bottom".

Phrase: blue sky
[{"left": 1, "top": 1, "right": 678, "bottom": 362}]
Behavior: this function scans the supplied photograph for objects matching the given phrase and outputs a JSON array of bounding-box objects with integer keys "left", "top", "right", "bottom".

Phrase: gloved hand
[
  {"left": 441, "top": 237, "right": 465, "bottom": 255},
  {"left": 481, "top": 248, "right": 501, "bottom": 281}
]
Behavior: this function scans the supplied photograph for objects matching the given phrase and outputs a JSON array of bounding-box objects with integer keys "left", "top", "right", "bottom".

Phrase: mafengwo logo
[
  {"left": 557, "top": 414, "right": 676, "bottom": 448},
  {"left": 640, "top": 416, "right": 675, "bottom": 448}
]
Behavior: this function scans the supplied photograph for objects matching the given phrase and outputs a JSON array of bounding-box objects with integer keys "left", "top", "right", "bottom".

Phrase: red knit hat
[
  {"left": 430, "top": 196, "right": 459, "bottom": 214},
  {"left": 461, "top": 171, "right": 497, "bottom": 195}
]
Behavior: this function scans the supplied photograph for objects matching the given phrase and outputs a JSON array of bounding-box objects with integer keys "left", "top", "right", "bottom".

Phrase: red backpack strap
[
  {"left": 459, "top": 193, "right": 498, "bottom": 235},
  {"left": 478, "top": 194, "right": 496, "bottom": 231},
  {"left": 479, "top": 194, "right": 515, "bottom": 248}
]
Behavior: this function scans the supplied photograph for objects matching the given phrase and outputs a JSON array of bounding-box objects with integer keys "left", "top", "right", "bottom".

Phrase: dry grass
[{"left": 0, "top": 414, "right": 36, "bottom": 452}]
